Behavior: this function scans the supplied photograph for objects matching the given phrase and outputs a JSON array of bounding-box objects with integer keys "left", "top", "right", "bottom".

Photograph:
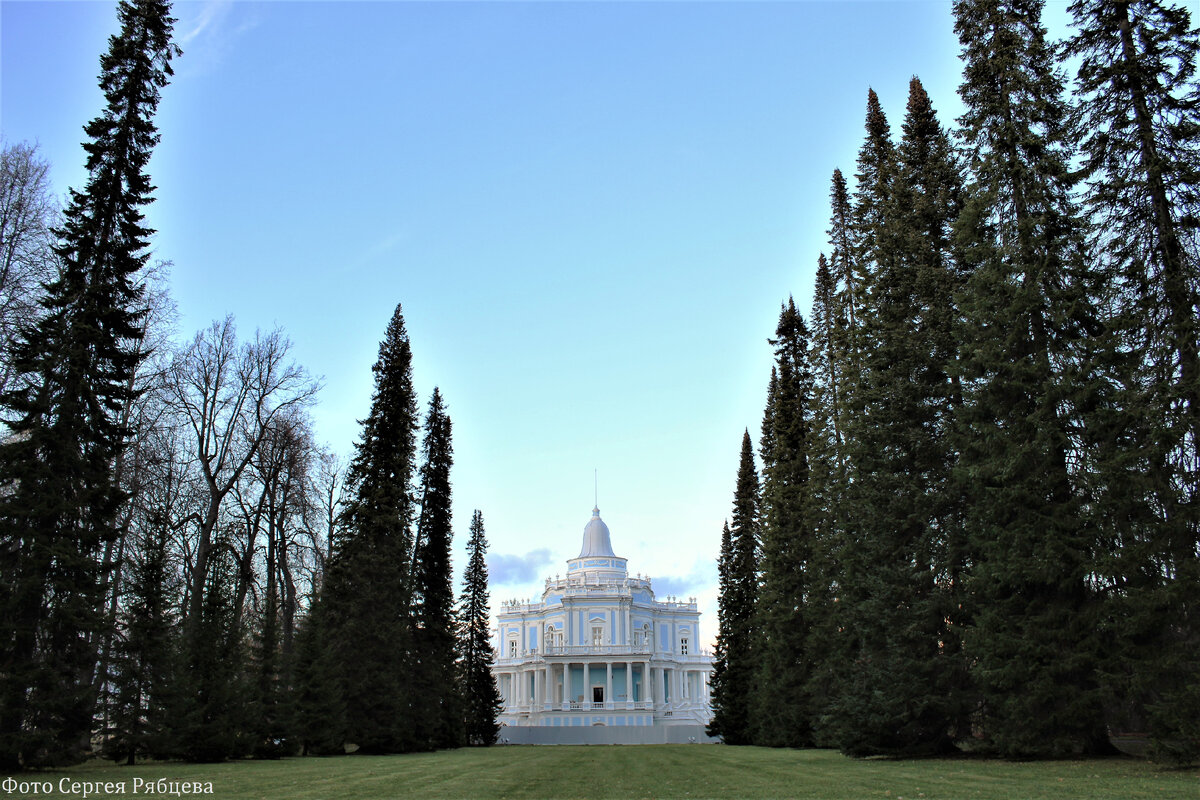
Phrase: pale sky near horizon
[{"left": 2, "top": 0, "right": 1072, "bottom": 644}]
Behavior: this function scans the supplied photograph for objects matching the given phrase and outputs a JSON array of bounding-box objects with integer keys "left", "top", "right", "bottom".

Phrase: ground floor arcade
[{"left": 495, "top": 658, "right": 711, "bottom": 725}]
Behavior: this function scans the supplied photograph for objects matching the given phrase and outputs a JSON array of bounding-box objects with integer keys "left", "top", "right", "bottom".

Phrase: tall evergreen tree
[
  {"left": 291, "top": 600, "right": 345, "bottom": 756},
  {"left": 829, "top": 78, "right": 969, "bottom": 757},
  {"left": 1066, "top": 0, "right": 1200, "bottom": 764},
  {"left": 101, "top": 519, "right": 178, "bottom": 764},
  {"left": 410, "top": 388, "right": 461, "bottom": 750},
  {"left": 752, "top": 299, "right": 815, "bottom": 748},
  {"left": 0, "top": 0, "right": 179, "bottom": 768},
  {"left": 827, "top": 169, "right": 864, "bottom": 373},
  {"left": 457, "top": 510, "right": 502, "bottom": 746},
  {"left": 707, "top": 430, "right": 761, "bottom": 745},
  {"left": 808, "top": 255, "right": 843, "bottom": 467},
  {"left": 321, "top": 302, "right": 420, "bottom": 753},
  {"left": 893, "top": 76, "right": 973, "bottom": 748},
  {"left": 803, "top": 257, "right": 851, "bottom": 747},
  {"left": 171, "top": 536, "right": 248, "bottom": 762},
  {"left": 715, "top": 520, "right": 733, "bottom": 629},
  {"left": 952, "top": 0, "right": 1112, "bottom": 757},
  {"left": 852, "top": 88, "right": 898, "bottom": 293}
]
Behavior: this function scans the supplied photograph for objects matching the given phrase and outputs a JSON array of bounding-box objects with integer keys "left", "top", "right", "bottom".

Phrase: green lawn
[{"left": 12, "top": 746, "right": 1200, "bottom": 800}]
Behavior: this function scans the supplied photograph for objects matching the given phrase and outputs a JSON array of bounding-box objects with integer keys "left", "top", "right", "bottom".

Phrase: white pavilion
[{"left": 492, "top": 506, "right": 714, "bottom": 744}]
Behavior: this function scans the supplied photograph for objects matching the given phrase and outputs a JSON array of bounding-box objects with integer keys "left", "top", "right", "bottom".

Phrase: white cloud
[
  {"left": 488, "top": 547, "right": 555, "bottom": 586},
  {"left": 179, "top": 0, "right": 232, "bottom": 45},
  {"left": 174, "top": 0, "right": 257, "bottom": 76},
  {"left": 650, "top": 560, "right": 716, "bottom": 599}
]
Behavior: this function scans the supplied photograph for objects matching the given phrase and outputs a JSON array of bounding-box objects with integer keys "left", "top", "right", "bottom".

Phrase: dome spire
[
  {"left": 577, "top": 505, "right": 617, "bottom": 558},
  {"left": 567, "top": 503, "right": 628, "bottom": 577}
]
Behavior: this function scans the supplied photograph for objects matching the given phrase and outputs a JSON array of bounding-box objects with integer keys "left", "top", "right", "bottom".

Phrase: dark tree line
[
  {"left": 710, "top": 0, "right": 1199, "bottom": 764},
  {"left": 297, "top": 307, "right": 497, "bottom": 756},
  {"left": 0, "top": 0, "right": 499, "bottom": 767}
]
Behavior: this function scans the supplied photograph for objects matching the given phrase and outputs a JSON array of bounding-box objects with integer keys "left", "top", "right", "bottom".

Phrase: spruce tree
[
  {"left": 171, "top": 537, "right": 248, "bottom": 762},
  {"left": 715, "top": 520, "right": 733, "bottom": 629},
  {"left": 249, "top": 572, "right": 290, "bottom": 760},
  {"left": 823, "top": 90, "right": 898, "bottom": 753},
  {"left": 292, "top": 600, "right": 345, "bottom": 756},
  {"left": 852, "top": 89, "right": 898, "bottom": 290},
  {"left": 829, "top": 78, "right": 969, "bottom": 757},
  {"left": 827, "top": 169, "right": 863, "bottom": 371},
  {"left": 0, "top": 0, "right": 178, "bottom": 768},
  {"left": 1065, "top": 0, "right": 1200, "bottom": 764},
  {"left": 808, "top": 255, "right": 843, "bottom": 466},
  {"left": 952, "top": 0, "right": 1112, "bottom": 757},
  {"left": 101, "top": 520, "right": 178, "bottom": 764},
  {"left": 752, "top": 299, "right": 815, "bottom": 748},
  {"left": 322, "top": 302, "right": 420, "bottom": 753},
  {"left": 410, "top": 388, "right": 461, "bottom": 749},
  {"left": 806, "top": 164, "right": 881, "bottom": 746},
  {"left": 707, "top": 430, "right": 761, "bottom": 745},
  {"left": 803, "top": 257, "right": 851, "bottom": 747},
  {"left": 457, "top": 510, "right": 502, "bottom": 746}
]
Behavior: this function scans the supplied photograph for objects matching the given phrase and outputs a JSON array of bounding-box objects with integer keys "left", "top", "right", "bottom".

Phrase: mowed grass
[{"left": 18, "top": 745, "right": 1200, "bottom": 800}]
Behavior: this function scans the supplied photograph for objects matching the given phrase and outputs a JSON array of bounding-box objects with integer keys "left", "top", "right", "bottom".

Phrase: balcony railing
[
  {"left": 542, "top": 643, "right": 654, "bottom": 657},
  {"left": 493, "top": 645, "right": 714, "bottom": 665},
  {"left": 499, "top": 699, "right": 705, "bottom": 715}
]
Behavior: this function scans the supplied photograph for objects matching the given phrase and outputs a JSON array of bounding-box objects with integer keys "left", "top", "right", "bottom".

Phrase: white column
[
  {"left": 606, "top": 662, "right": 613, "bottom": 707},
  {"left": 625, "top": 661, "right": 632, "bottom": 705},
  {"left": 583, "top": 662, "right": 590, "bottom": 703},
  {"left": 645, "top": 662, "right": 653, "bottom": 705}
]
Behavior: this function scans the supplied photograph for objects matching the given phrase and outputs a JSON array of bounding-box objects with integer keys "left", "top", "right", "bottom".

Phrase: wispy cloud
[
  {"left": 179, "top": 0, "right": 231, "bottom": 46},
  {"left": 340, "top": 229, "right": 410, "bottom": 274},
  {"left": 363, "top": 230, "right": 407, "bottom": 261},
  {"left": 649, "top": 559, "right": 716, "bottom": 599},
  {"left": 488, "top": 548, "right": 555, "bottom": 586},
  {"left": 174, "top": 1, "right": 258, "bottom": 77}
]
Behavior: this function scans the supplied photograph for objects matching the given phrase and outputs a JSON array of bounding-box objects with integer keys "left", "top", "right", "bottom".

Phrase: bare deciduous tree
[
  {"left": 164, "top": 316, "right": 320, "bottom": 632},
  {"left": 0, "top": 141, "right": 59, "bottom": 402}
]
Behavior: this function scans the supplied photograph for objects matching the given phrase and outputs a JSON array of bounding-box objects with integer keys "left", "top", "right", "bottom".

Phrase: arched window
[{"left": 545, "top": 624, "right": 563, "bottom": 651}]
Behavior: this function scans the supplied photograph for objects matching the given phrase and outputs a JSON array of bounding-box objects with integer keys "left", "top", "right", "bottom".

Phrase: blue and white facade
[{"left": 493, "top": 507, "right": 713, "bottom": 732}]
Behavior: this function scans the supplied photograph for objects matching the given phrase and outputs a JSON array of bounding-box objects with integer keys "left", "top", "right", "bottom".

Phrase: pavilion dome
[{"left": 578, "top": 506, "right": 618, "bottom": 558}]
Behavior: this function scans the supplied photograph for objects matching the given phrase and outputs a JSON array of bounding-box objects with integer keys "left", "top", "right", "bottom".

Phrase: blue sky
[{"left": 1, "top": 0, "right": 1072, "bottom": 642}]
